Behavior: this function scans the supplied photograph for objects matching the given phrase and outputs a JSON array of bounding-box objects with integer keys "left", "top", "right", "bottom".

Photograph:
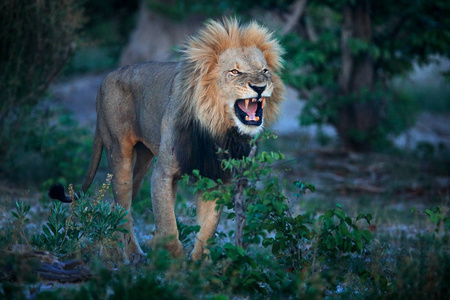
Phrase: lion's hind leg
[{"left": 104, "top": 142, "right": 145, "bottom": 263}]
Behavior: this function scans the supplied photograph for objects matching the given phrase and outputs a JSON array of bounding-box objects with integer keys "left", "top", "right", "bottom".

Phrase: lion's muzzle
[{"left": 234, "top": 97, "right": 266, "bottom": 126}]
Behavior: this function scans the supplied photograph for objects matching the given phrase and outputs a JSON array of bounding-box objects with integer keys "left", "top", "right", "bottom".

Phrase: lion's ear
[{"left": 263, "top": 41, "right": 284, "bottom": 74}]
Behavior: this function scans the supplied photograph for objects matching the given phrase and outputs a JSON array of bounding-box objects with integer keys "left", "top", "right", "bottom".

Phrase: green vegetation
[
  {"left": 0, "top": 0, "right": 84, "bottom": 179},
  {"left": 32, "top": 175, "right": 130, "bottom": 260},
  {"left": 63, "top": 0, "right": 138, "bottom": 75},
  {"left": 0, "top": 105, "right": 93, "bottom": 188},
  {"left": 1, "top": 1, "right": 449, "bottom": 299},
  {"left": 1, "top": 134, "right": 449, "bottom": 299},
  {"left": 0, "top": 0, "right": 137, "bottom": 188},
  {"left": 150, "top": 0, "right": 450, "bottom": 150}
]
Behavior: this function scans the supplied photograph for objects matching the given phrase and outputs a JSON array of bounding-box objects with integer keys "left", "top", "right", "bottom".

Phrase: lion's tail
[
  {"left": 48, "top": 126, "right": 104, "bottom": 203},
  {"left": 81, "top": 126, "right": 103, "bottom": 193}
]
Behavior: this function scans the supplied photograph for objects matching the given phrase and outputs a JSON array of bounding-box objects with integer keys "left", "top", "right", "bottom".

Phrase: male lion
[{"left": 50, "top": 18, "right": 285, "bottom": 261}]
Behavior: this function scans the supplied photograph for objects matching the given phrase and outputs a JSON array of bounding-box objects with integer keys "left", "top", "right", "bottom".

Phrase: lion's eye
[
  {"left": 230, "top": 69, "right": 240, "bottom": 75},
  {"left": 263, "top": 69, "right": 269, "bottom": 74}
]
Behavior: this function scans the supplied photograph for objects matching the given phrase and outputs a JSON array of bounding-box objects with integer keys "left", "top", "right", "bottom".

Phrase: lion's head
[{"left": 175, "top": 18, "right": 285, "bottom": 137}]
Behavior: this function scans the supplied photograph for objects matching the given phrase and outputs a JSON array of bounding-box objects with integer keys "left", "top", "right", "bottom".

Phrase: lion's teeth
[
  {"left": 245, "top": 116, "right": 249, "bottom": 121},
  {"left": 255, "top": 116, "right": 260, "bottom": 121},
  {"left": 262, "top": 98, "right": 265, "bottom": 109},
  {"left": 252, "top": 98, "right": 257, "bottom": 102},
  {"left": 245, "top": 99, "right": 249, "bottom": 109}
]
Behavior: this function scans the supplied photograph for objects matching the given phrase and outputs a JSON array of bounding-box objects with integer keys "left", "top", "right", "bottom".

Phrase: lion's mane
[
  {"left": 174, "top": 18, "right": 285, "bottom": 137},
  {"left": 172, "top": 18, "right": 285, "bottom": 180}
]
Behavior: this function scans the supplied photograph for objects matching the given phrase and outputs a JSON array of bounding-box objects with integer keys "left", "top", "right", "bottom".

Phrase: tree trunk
[{"left": 336, "top": 0, "right": 379, "bottom": 151}]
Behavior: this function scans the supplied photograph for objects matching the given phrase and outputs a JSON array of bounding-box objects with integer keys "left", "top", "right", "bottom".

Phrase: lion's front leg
[
  {"left": 191, "top": 193, "right": 223, "bottom": 261},
  {"left": 150, "top": 162, "right": 183, "bottom": 257}
]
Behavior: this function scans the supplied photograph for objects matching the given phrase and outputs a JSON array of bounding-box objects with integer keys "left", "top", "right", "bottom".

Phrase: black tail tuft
[{"left": 48, "top": 183, "right": 73, "bottom": 203}]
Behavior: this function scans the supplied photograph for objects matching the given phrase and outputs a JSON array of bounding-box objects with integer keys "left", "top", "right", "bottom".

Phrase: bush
[
  {"left": 32, "top": 175, "right": 129, "bottom": 260},
  {"left": 0, "top": 105, "right": 92, "bottom": 187},
  {"left": 0, "top": 0, "right": 85, "bottom": 184},
  {"left": 0, "top": 0, "right": 84, "bottom": 144}
]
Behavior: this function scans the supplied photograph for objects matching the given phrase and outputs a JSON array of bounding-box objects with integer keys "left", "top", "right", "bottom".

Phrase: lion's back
[{"left": 96, "top": 61, "right": 180, "bottom": 149}]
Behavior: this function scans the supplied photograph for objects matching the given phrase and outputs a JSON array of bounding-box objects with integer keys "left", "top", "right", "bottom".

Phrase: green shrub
[
  {"left": 3, "top": 134, "right": 418, "bottom": 298},
  {"left": 0, "top": 105, "right": 92, "bottom": 187},
  {"left": 0, "top": 0, "right": 84, "bottom": 164},
  {"left": 32, "top": 175, "right": 129, "bottom": 260}
]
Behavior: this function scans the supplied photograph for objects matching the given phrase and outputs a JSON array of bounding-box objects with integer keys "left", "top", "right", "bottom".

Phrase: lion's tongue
[{"left": 238, "top": 100, "right": 258, "bottom": 120}]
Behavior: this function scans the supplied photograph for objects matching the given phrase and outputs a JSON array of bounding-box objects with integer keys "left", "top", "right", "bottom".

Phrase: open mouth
[{"left": 234, "top": 97, "right": 265, "bottom": 126}]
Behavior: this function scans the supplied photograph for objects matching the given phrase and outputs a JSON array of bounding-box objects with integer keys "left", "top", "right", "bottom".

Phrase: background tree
[
  {"left": 147, "top": 0, "right": 450, "bottom": 150},
  {"left": 0, "top": 0, "right": 84, "bottom": 164}
]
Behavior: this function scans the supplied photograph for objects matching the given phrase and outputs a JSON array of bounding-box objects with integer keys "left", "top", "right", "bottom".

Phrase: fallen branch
[{"left": 1, "top": 245, "right": 90, "bottom": 283}]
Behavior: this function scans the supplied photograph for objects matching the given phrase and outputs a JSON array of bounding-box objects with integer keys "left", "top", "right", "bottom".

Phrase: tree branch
[
  {"left": 234, "top": 145, "right": 257, "bottom": 248},
  {"left": 282, "top": 0, "right": 308, "bottom": 35}
]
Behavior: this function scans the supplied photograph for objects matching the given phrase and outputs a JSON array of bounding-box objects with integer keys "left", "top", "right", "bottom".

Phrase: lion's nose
[{"left": 248, "top": 84, "right": 266, "bottom": 96}]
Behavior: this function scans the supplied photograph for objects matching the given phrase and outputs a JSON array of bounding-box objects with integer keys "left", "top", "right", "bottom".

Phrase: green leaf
[
  {"left": 334, "top": 209, "right": 346, "bottom": 220},
  {"left": 262, "top": 237, "right": 273, "bottom": 247},
  {"left": 361, "top": 229, "right": 372, "bottom": 243},
  {"left": 379, "top": 275, "right": 389, "bottom": 287},
  {"left": 352, "top": 229, "right": 362, "bottom": 240},
  {"left": 339, "top": 223, "right": 350, "bottom": 237},
  {"left": 325, "top": 236, "right": 336, "bottom": 250},
  {"left": 355, "top": 238, "right": 363, "bottom": 252},
  {"left": 236, "top": 246, "right": 245, "bottom": 256},
  {"left": 275, "top": 232, "right": 284, "bottom": 239},
  {"left": 42, "top": 226, "right": 51, "bottom": 237},
  {"left": 272, "top": 241, "right": 280, "bottom": 255}
]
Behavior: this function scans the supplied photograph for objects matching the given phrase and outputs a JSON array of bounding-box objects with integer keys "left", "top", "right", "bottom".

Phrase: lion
[{"left": 49, "top": 18, "right": 285, "bottom": 262}]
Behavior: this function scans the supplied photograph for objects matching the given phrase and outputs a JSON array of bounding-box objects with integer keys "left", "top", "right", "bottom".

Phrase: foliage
[
  {"left": 317, "top": 204, "right": 372, "bottom": 256},
  {"left": 177, "top": 132, "right": 377, "bottom": 296},
  {"left": 63, "top": 0, "right": 139, "bottom": 75},
  {"left": 32, "top": 175, "right": 129, "bottom": 259},
  {"left": 10, "top": 202, "right": 31, "bottom": 245},
  {"left": 412, "top": 206, "right": 450, "bottom": 234},
  {"left": 0, "top": 0, "right": 84, "bottom": 160},
  {"left": 148, "top": 0, "right": 450, "bottom": 150},
  {"left": 0, "top": 105, "right": 92, "bottom": 187},
  {"left": 2, "top": 134, "right": 450, "bottom": 298}
]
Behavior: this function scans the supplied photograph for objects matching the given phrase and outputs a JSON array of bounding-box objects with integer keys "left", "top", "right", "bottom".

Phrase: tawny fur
[
  {"left": 175, "top": 18, "right": 285, "bottom": 137},
  {"left": 52, "top": 18, "right": 285, "bottom": 262}
]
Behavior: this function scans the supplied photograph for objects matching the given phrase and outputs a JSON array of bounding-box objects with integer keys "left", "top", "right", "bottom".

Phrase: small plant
[
  {"left": 10, "top": 201, "right": 31, "bottom": 244},
  {"left": 33, "top": 174, "right": 129, "bottom": 259},
  {"left": 412, "top": 206, "right": 449, "bottom": 234},
  {"left": 317, "top": 204, "right": 372, "bottom": 256}
]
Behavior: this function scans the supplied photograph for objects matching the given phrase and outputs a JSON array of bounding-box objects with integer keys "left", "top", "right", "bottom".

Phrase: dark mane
[{"left": 175, "top": 119, "right": 251, "bottom": 181}]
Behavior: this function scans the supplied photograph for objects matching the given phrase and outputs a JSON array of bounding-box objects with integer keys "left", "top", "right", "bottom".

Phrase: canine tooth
[
  {"left": 245, "top": 116, "right": 249, "bottom": 121},
  {"left": 245, "top": 99, "right": 249, "bottom": 109},
  {"left": 255, "top": 116, "right": 260, "bottom": 121},
  {"left": 262, "top": 98, "right": 265, "bottom": 109}
]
